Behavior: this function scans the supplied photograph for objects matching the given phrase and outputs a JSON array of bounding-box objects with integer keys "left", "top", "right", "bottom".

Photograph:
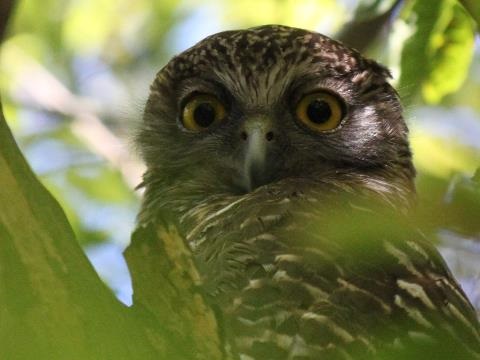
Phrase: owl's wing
[{"left": 185, "top": 187, "right": 480, "bottom": 360}]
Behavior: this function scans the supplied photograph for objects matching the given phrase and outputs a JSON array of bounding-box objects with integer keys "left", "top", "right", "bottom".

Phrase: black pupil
[
  {"left": 306, "top": 100, "right": 332, "bottom": 124},
  {"left": 194, "top": 103, "right": 216, "bottom": 127}
]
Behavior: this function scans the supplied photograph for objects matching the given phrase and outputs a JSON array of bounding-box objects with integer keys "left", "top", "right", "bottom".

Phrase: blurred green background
[{"left": 0, "top": 0, "right": 479, "bottom": 310}]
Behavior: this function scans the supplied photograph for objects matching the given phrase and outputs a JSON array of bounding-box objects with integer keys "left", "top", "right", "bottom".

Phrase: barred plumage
[{"left": 136, "top": 25, "right": 480, "bottom": 359}]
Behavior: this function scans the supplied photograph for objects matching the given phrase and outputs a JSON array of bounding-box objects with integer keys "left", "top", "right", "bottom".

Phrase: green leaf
[
  {"left": 416, "top": 170, "right": 480, "bottom": 237},
  {"left": 214, "top": 0, "right": 343, "bottom": 30},
  {"left": 399, "top": 0, "right": 475, "bottom": 104},
  {"left": 473, "top": 167, "right": 480, "bottom": 183},
  {"left": 67, "top": 166, "right": 134, "bottom": 203},
  {"left": 459, "top": 0, "right": 480, "bottom": 28},
  {"left": 411, "top": 128, "right": 480, "bottom": 178}
]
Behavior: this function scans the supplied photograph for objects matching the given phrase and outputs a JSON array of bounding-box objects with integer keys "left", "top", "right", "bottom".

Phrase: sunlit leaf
[
  {"left": 10, "top": 0, "right": 67, "bottom": 54},
  {"left": 399, "top": 0, "right": 475, "bottom": 104},
  {"left": 206, "top": 0, "right": 344, "bottom": 33},
  {"left": 411, "top": 130, "right": 480, "bottom": 177},
  {"left": 0, "top": 35, "right": 49, "bottom": 92},
  {"left": 416, "top": 171, "right": 480, "bottom": 238},
  {"left": 422, "top": 3, "right": 476, "bottom": 103},
  {"left": 445, "top": 172, "right": 480, "bottom": 235}
]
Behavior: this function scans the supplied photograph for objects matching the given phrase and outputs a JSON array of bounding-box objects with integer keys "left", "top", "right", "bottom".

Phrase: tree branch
[
  {"left": 125, "top": 221, "right": 224, "bottom": 360},
  {"left": 0, "top": 0, "right": 14, "bottom": 40},
  {"left": 337, "top": 0, "right": 404, "bottom": 53},
  {"left": 0, "top": 98, "right": 159, "bottom": 358}
]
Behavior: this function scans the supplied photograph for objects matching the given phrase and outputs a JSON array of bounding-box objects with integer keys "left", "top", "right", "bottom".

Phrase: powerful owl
[{"left": 136, "top": 25, "right": 480, "bottom": 359}]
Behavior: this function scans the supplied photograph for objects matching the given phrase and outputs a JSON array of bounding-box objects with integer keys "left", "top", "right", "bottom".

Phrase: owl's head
[{"left": 137, "top": 25, "right": 415, "bottom": 215}]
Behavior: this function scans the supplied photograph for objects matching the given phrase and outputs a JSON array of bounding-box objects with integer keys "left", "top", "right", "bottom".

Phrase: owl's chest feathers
[
  {"left": 177, "top": 180, "right": 480, "bottom": 358},
  {"left": 180, "top": 176, "right": 408, "bottom": 297}
]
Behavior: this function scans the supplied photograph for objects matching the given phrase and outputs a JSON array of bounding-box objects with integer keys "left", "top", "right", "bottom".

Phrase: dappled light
[{"left": 0, "top": 0, "right": 479, "bottom": 358}]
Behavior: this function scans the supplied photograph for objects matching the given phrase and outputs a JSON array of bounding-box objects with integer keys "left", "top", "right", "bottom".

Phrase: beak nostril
[
  {"left": 265, "top": 131, "right": 274, "bottom": 141},
  {"left": 241, "top": 131, "right": 248, "bottom": 140}
]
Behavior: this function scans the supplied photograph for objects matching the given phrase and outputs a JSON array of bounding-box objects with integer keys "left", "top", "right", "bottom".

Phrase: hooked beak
[{"left": 241, "top": 119, "right": 276, "bottom": 192}]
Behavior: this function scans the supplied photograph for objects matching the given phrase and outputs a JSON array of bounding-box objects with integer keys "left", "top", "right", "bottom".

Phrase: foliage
[
  {"left": 0, "top": 0, "right": 479, "bottom": 357},
  {"left": 399, "top": 0, "right": 475, "bottom": 104}
]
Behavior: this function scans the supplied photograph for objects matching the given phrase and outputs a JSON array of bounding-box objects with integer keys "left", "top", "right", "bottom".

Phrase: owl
[{"left": 136, "top": 25, "right": 480, "bottom": 359}]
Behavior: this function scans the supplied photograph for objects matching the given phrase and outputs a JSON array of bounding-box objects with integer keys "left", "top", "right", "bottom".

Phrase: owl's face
[{"left": 138, "top": 25, "right": 414, "bottom": 211}]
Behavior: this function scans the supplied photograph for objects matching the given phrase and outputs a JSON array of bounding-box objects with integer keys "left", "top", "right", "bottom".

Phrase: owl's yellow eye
[
  {"left": 296, "top": 91, "right": 344, "bottom": 132},
  {"left": 181, "top": 94, "right": 226, "bottom": 131}
]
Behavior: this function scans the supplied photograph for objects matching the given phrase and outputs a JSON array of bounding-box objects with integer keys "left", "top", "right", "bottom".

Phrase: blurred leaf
[
  {"left": 416, "top": 171, "right": 480, "bottom": 238},
  {"left": 399, "top": 0, "right": 475, "bottom": 104},
  {"left": 10, "top": 0, "right": 67, "bottom": 54},
  {"left": 214, "top": 0, "right": 344, "bottom": 31},
  {"left": 79, "top": 228, "right": 110, "bottom": 245},
  {"left": 0, "top": 34, "right": 50, "bottom": 91},
  {"left": 459, "top": 0, "right": 480, "bottom": 28},
  {"left": 63, "top": 0, "right": 180, "bottom": 64},
  {"left": 63, "top": 0, "right": 122, "bottom": 54},
  {"left": 67, "top": 165, "right": 133, "bottom": 203},
  {"left": 445, "top": 172, "right": 480, "bottom": 235},
  {"left": 21, "top": 122, "right": 88, "bottom": 149},
  {"left": 422, "top": 3, "right": 476, "bottom": 103},
  {"left": 411, "top": 130, "right": 480, "bottom": 178},
  {"left": 473, "top": 167, "right": 480, "bottom": 182}
]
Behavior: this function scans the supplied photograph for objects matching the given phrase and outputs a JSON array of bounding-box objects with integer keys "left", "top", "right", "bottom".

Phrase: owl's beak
[{"left": 241, "top": 121, "right": 275, "bottom": 192}]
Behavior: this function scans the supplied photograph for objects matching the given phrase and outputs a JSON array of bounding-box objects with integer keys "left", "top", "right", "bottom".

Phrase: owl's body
[{"left": 137, "top": 25, "right": 480, "bottom": 358}]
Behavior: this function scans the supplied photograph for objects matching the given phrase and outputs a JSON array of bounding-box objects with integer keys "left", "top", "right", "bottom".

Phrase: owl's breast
[{"left": 181, "top": 182, "right": 480, "bottom": 359}]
